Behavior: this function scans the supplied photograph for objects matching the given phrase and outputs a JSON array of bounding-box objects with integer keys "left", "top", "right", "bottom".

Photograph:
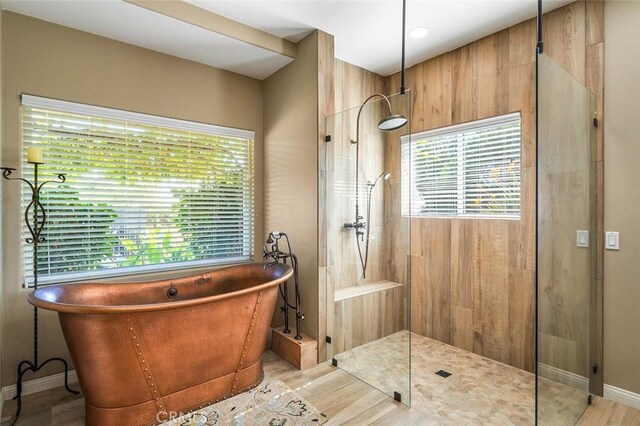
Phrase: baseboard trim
[
  {"left": 604, "top": 384, "right": 640, "bottom": 410},
  {"left": 539, "top": 364, "right": 640, "bottom": 410},
  {"left": 2, "top": 370, "right": 78, "bottom": 400},
  {"left": 538, "top": 363, "right": 590, "bottom": 391}
]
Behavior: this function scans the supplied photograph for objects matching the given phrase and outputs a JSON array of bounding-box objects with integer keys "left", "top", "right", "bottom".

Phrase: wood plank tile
[
  {"left": 509, "top": 18, "right": 537, "bottom": 68},
  {"left": 408, "top": 64, "right": 425, "bottom": 132},
  {"left": 508, "top": 62, "right": 536, "bottom": 168},
  {"left": 423, "top": 52, "right": 452, "bottom": 129},
  {"left": 472, "top": 220, "right": 510, "bottom": 364},
  {"left": 586, "top": 42, "right": 604, "bottom": 163},
  {"left": 585, "top": 0, "right": 604, "bottom": 46},
  {"left": 379, "top": 0, "right": 599, "bottom": 380},
  {"left": 590, "top": 278, "right": 603, "bottom": 395},
  {"left": 450, "top": 219, "right": 474, "bottom": 309},
  {"left": 508, "top": 267, "right": 535, "bottom": 371},
  {"left": 472, "top": 30, "right": 510, "bottom": 120},
  {"left": 451, "top": 45, "right": 473, "bottom": 125},
  {"left": 543, "top": 1, "right": 586, "bottom": 84},
  {"left": 451, "top": 305, "right": 474, "bottom": 352},
  {"left": 13, "top": 344, "right": 637, "bottom": 426},
  {"left": 577, "top": 396, "right": 640, "bottom": 425}
]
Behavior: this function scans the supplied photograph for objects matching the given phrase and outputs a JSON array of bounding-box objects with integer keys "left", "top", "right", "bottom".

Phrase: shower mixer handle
[{"left": 344, "top": 221, "right": 366, "bottom": 230}]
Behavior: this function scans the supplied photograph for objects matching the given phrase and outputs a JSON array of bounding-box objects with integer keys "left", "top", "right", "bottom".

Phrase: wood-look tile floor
[
  {"left": 1, "top": 350, "right": 429, "bottom": 426},
  {"left": 1, "top": 345, "right": 638, "bottom": 425}
]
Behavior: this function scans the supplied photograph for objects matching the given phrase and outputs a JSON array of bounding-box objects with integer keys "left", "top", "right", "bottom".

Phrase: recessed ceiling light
[{"left": 409, "top": 27, "right": 429, "bottom": 38}]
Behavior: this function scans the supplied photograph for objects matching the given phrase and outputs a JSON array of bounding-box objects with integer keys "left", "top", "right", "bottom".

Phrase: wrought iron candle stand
[{"left": 0, "top": 162, "right": 78, "bottom": 425}]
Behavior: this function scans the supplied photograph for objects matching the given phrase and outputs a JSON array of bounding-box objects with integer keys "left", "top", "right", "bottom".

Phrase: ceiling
[{"left": 2, "top": 0, "right": 572, "bottom": 79}]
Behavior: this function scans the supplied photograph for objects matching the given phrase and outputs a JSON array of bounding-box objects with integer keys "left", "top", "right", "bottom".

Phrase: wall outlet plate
[
  {"left": 576, "top": 230, "right": 589, "bottom": 248},
  {"left": 605, "top": 231, "right": 620, "bottom": 250}
]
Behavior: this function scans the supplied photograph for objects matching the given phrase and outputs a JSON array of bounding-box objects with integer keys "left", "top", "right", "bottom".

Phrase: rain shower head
[
  {"left": 351, "top": 93, "right": 408, "bottom": 145},
  {"left": 378, "top": 114, "right": 408, "bottom": 131}
]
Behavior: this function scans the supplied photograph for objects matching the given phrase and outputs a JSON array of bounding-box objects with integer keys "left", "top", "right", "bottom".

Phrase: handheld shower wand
[
  {"left": 344, "top": 94, "right": 406, "bottom": 279},
  {"left": 354, "top": 172, "right": 391, "bottom": 279}
]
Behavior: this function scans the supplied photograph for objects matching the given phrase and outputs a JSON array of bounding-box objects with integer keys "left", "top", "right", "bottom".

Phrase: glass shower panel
[
  {"left": 537, "top": 53, "right": 595, "bottom": 424},
  {"left": 324, "top": 92, "right": 411, "bottom": 404}
]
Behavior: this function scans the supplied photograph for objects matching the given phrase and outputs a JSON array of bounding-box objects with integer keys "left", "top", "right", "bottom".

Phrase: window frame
[
  {"left": 402, "top": 112, "right": 522, "bottom": 220},
  {"left": 20, "top": 94, "right": 256, "bottom": 287}
]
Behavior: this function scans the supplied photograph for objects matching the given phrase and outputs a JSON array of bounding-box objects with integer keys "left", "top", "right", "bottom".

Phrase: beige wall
[
  {"left": 0, "top": 6, "right": 4, "bottom": 393},
  {"left": 603, "top": 0, "right": 640, "bottom": 395},
  {"left": 1, "top": 12, "right": 264, "bottom": 385},
  {"left": 263, "top": 32, "right": 319, "bottom": 339}
]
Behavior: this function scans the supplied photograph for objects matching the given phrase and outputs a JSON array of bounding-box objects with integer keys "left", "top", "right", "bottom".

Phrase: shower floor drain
[{"left": 435, "top": 369, "right": 452, "bottom": 378}]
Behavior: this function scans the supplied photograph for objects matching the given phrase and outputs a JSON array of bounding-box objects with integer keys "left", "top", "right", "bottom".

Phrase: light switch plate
[
  {"left": 576, "top": 230, "right": 589, "bottom": 248},
  {"left": 605, "top": 231, "right": 620, "bottom": 250}
]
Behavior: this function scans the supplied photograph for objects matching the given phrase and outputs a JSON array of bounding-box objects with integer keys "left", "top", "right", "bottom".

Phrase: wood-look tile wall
[
  {"left": 320, "top": 58, "right": 408, "bottom": 358},
  {"left": 538, "top": 53, "right": 593, "bottom": 383},
  {"left": 382, "top": 1, "right": 603, "bottom": 374},
  {"left": 542, "top": 0, "right": 605, "bottom": 394}
]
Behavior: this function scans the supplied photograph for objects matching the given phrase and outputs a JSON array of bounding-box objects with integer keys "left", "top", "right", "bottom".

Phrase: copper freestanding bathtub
[{"left": 28, "top": 262, "right": 293, "bottom": 426}]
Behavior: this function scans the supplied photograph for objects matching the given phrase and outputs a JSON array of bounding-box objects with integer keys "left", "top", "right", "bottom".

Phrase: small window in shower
[
  {"left": 20, "top": 95, "right": 255, "bottom": 286},
  {"left": 401, "top": 112, "right": 521, "bottom": 218}
]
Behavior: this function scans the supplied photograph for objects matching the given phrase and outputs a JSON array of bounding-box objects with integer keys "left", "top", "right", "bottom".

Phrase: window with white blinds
[
  {"left": 21, "top": 95, "right": 254, "bottom": 286},
  {"left": 402, "top": 113, "right": 521, "bottom": 218}
]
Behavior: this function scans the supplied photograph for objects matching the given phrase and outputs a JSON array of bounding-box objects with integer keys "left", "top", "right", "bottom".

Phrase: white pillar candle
[{"left": 27, "top": 147, "right": 43, "bottom": 164}]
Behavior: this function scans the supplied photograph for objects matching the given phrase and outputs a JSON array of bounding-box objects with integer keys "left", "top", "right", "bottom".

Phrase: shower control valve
[{"left": 344, "top": 221, "right": 366, "bottom": 230}]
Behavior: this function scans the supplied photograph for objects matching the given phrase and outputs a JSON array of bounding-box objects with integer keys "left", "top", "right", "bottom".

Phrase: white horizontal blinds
[
  {"left": 402, "top": 112, "right": 521, "bottom": 218},
  {"left": 21, "top": 95, "right": 254, "bottom": 285}
]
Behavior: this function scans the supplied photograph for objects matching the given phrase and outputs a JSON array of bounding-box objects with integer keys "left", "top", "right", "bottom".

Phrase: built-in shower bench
[{"left": 334, "top": 280, "right": 403, "bottom": 301}]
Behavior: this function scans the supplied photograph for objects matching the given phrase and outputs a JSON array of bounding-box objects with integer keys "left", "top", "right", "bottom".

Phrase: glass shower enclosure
[
  {"left": 536, "top": 53, "right": 596, "bottom": 424},
  {"left": 324, "top": 92, "right": 412, "bottom": 404}
]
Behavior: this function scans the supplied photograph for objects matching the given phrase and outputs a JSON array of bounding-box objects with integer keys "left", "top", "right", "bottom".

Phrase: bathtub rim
[{"left": 27, "top": 262, "right": 293, "bottom": 314}]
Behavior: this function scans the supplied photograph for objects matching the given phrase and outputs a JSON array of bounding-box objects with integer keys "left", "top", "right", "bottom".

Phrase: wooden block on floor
[{"left": 271, "top": 326, "right": 318, "bottom": 370}]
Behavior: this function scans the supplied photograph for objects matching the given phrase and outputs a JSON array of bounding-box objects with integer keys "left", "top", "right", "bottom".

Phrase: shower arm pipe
[{"left": 353, "top": 94, "right": 394, "bottom": 223}]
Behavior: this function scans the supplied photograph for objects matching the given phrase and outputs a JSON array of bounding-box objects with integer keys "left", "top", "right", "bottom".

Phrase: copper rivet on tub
[
  {"left": 148, "top": 375, "right": 152, "bottom": 379},
  {"left": 136, "top": 343, "right": 140, "bottom": 347},
  {"left": 133, "top": 336, "right": 137, "bottom": 339},
  {"left": 142, "top": 360, "right": 146, "bottom": 363}
]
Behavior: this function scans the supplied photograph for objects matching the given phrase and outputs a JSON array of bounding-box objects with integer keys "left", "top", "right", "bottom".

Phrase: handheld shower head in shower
[{"left": 370, "top": 171, "right": 391, "bottom": 188}]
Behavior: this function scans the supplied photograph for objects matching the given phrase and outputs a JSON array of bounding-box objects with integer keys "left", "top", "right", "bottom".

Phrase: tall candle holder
[{"left": 1, "top": 160, "right": 78, "bottom": 425}]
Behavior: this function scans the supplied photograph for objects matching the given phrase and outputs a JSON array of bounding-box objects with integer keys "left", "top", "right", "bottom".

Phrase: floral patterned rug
[{"left": 161, "top": 380, "right": 328, "bottom": 426}]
